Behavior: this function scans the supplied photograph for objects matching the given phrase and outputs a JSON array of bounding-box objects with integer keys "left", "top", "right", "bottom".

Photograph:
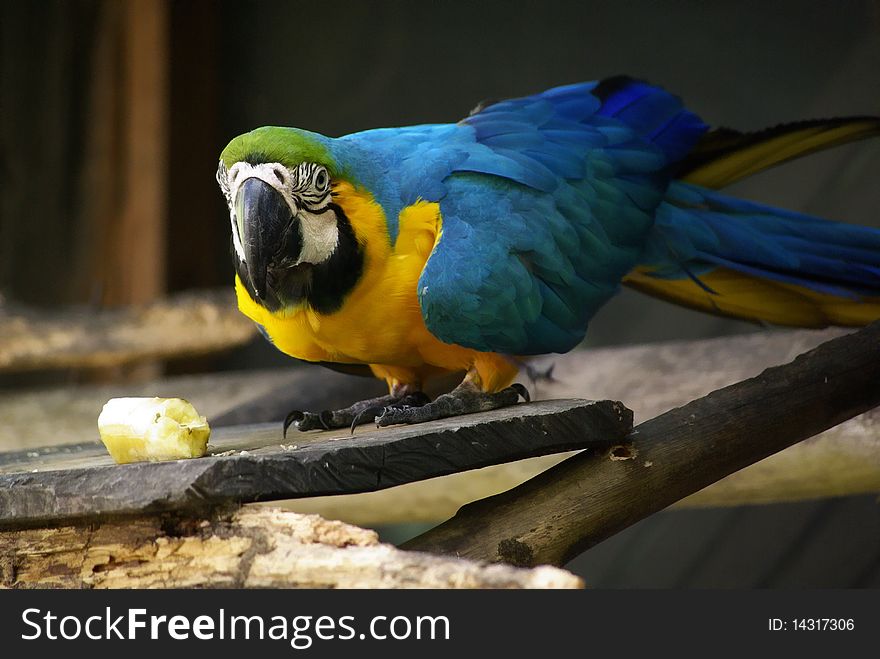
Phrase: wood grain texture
[
  {"left": 402, "top": 321, "right": 880, "bottom": 566},
  {"left": 0, "top": 507, "right": 582, "bottom": 589},
  {"left": 0, "top": 399, "right": 631, "bottom": 529}
]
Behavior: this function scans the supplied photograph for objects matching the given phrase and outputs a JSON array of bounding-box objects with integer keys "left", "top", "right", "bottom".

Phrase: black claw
[
  {"left": 350, "top": 405, "right": 386, "bottom": 434},
  {"left": 511, "top": 382, "right": 531, "bottom": 403},
  {"left": 283, "top": 390, "right": 431, "bottom": 435},
  {"left": 283, "top": 410, "right": 305, "bottom": 438}
]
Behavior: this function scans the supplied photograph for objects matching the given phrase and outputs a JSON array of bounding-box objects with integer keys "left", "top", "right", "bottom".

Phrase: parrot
[{"left": 216, "top": 76, "right": 880, "bottom": 434}]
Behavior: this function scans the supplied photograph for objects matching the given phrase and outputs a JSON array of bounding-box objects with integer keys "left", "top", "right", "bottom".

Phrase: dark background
[{"left": 1, "top": 0, "right": 879, "bottom": 586}]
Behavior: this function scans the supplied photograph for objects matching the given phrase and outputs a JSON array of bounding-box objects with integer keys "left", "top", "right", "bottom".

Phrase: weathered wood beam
[
  {"left": 402, "top": 321, "right": 880, "bottom": 566},
  {"left": 0, "top": 288, "right": 256, "bottom": 372},
  {"left": 2, "top": 327, "right": 877, "bottom": 521},
  {"left": 2, "top": 326, "right": 876, "bottom": 520},
  {"left": 0, "top": 400, "right": 630, "bottom": 529},
  {"left": 0, "top": 507, "right": 581, "bottom": 589}
]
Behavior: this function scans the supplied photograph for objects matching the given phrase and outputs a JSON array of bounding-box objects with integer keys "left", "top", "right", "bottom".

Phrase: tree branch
[{"left": 402, "top": 321, "right": 880, "bottom": 566}]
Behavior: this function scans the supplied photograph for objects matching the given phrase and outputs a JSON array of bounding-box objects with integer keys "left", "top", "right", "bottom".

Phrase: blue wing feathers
[
  {"left": 415, "top": 77, "right": 708, "bottom": 354},
  {"left": 595, "top": 77, "right": 708, "bottom": 161},
  {"left": 388, "top": 77, "right": 880, "bottom": 355},
  {"left": 594, "top": 78, "right": 656, "bottom": 116}
]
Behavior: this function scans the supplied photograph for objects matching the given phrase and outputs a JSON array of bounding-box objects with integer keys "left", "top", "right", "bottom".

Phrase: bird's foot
[
  {"left": 283, "top": 391, "right": 430, "bottom": 436},
  {"left": 373, "top": 381, "right": 530, "bottom": 428}
]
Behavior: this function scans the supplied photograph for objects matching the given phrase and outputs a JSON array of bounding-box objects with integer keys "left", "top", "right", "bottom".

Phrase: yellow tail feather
[
  {"left": 624, "top": 267, "right": 880, "bottom": 328},
  {"left": 678, "top": 118, "right": 880, "bottom": 189},
  {"left": 625, "top": 116, "right": 880, "bottom": 327}
]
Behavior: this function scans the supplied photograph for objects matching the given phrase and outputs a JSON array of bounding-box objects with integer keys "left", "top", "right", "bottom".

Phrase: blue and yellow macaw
[{"left": 217, "top": 76, "right": 880, "bottom": 432}]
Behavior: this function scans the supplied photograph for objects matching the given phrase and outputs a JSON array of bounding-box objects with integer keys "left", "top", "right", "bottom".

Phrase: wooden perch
[
  {"left": 0, "top": 288, "right": 256, "bottom": 372},
  {"left": 0, "top": 400, "right": 630, "bottom": 528},
  {"left": 2, "top": 327, "right": 878, "bottom": 520},
  {"left": 0, "top": 507, "right": 581, "bottom": 588},
  {"left": 402, "top": 321, "right": 880, "bottom": 566}
]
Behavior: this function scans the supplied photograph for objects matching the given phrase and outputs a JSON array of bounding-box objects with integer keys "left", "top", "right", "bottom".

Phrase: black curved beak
[{"left": 235, "top": 177, "right": 297, "bottom": 300}]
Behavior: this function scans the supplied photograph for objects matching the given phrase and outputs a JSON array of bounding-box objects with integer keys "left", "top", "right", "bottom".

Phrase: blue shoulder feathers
[{"left": 413, "top": 78, "right": 707, "bottom": 354}]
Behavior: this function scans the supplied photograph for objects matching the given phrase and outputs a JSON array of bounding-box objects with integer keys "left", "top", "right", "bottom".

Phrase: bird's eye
[{"left": 314, "top": 168, "right": 328, "bottom": 191}]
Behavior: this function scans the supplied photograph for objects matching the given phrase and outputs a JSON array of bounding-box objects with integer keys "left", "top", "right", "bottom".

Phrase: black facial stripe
[
  {"left": 307, "top": 203, "right": 364, "bottom": 314},
  {"left": 291, "top": 162, "right": 326, "bottom": 193},
  {"left": 232, "top": 203, "right": 363, "bottom": 315},
  {"left": 304, "top": 200, "right": 333, "bottom": 214},
  {"left": 301, "top": 192, "right": 330, "bottom": 204}
]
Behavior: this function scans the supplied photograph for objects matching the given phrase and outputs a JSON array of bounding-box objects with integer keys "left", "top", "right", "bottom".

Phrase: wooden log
[
  {"left": 0, "top": 507, "right": 581, "bottom": 589},
  {"left": 0, "top": 400, "right": 630, "bottom": 529},
  {"left": 1, "top": 327, "right": 877, "bottom": 522},
  {"left": 402, "top": 321, "right": 880, "bottom": 566},
  {"left": 0, "top": 288, "right": 256, "bottom": 372}
]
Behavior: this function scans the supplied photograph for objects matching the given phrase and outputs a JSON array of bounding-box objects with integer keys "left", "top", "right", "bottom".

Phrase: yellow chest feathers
[{"left": 235, "top": 182, "right": 463, "bottom": 369}]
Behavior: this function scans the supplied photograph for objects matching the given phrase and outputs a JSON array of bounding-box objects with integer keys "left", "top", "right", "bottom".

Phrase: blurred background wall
[
  {"left": 1, "top": 0, "right": 878, "bottom": 586},
  {"left": 5, "top": 0, "right": 879, "bottom": 346}
]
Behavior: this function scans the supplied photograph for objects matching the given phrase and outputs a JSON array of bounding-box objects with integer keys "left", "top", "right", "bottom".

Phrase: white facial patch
[
  {"left": 218, "top": 160, "right": 339, "bottom": 266},
  {"left": 297, "top": 207, "right": 341, "bottom": 265},
  {"left": 216, "top": 162, "right": 246, "bottom": 263}
]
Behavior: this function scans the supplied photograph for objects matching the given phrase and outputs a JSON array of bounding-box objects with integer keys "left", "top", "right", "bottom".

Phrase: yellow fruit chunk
[{"left": 97, "top": 397, "right": 211, "bottom": 464}]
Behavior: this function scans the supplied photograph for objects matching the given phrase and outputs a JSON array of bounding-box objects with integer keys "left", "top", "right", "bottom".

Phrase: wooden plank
[
  {"left": 0, "top": 399, "right": 631, "bottom": 529},
  {"left": 2, "top": 327, "right": 878, "bottom": 524},
  {"left": 0, "top": 507, "right": 582, "bottom": 589},
  {"left": 403, "top": 321, "right": 880, "bottom": 566}
]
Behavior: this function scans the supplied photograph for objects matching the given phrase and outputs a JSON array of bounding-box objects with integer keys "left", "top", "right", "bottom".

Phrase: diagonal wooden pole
[{"left": 403, "top": 321, "right": 880, "bottom": 567}]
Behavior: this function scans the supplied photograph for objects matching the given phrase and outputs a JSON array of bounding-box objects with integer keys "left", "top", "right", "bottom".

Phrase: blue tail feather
[{"left": 646, "top": 181, "right": 880, "bottom": 299}]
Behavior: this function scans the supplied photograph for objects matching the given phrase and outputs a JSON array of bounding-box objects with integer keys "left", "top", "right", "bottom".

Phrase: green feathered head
[
  {"left": 217, "top": 126, "right": 363, "bottom": 314},
  {"left": 219, "top": 126, "right": 339, "bottom": 175}
]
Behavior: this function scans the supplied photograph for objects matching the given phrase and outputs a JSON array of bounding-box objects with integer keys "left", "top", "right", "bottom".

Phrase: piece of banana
[{"left": 97, "top": 397, "right": 211, "bottom": 464}]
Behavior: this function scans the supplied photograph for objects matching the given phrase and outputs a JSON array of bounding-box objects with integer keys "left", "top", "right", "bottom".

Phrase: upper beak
[{"left": 235, "top": 177, "right": 296, "bottom": 300}]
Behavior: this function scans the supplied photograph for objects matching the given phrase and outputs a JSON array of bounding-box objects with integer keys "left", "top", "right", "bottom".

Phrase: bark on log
[
  {"left": 402, "top": 321, "right": 880, "bottom": 566},
  {"left": 0, "top": 288, "right": 256, "bottom": 372},
  {"left": 0, "top": 507, "right": 581, "bottom": 589}
]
